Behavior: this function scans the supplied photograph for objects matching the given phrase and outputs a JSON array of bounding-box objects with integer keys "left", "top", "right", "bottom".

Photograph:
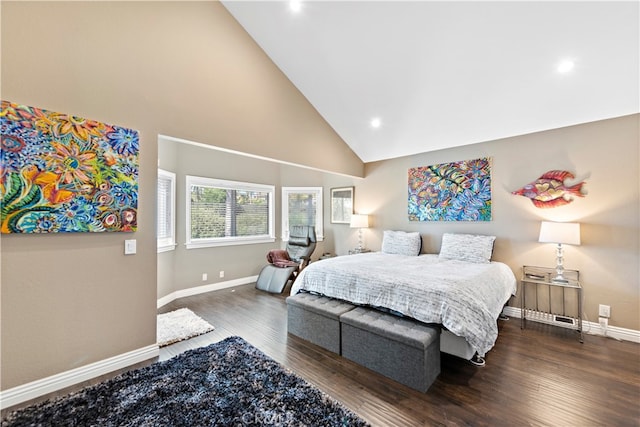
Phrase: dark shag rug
[{"left": 2, "top": 336, "right": 369, "bottom": 427}]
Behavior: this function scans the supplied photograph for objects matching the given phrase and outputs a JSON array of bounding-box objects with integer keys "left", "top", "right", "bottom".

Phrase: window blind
[{"left": 157, "top": 174, "right": 173, "bottom": 240}]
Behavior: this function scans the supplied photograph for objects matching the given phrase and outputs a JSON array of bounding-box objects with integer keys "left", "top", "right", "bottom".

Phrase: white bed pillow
[
  {"left": 439, "top": 233, "right": 496, "bottom": 263},
  {"left": 381, "top": 230, "right": 421, "bottom": 256}
]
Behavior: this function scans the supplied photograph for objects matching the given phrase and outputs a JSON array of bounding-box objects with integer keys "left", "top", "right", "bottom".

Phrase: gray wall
[
  {"left": 358, "top": 115, "right": 639, "bottom": 330},
  {"left": 1, "top": 0, "right": 637, "bottom": 396},
  {"left": 1, "top": 1, "right": 363, "bottom": 391},
  {"left": 160, "top": 114, "right": 639, "bottom": 333},
  {"left": 157, "top": 138, "right": 358, "bottom": 296}
]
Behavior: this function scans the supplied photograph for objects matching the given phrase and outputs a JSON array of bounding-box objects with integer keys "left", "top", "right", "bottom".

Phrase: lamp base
[{"left": 552, "top": 243, "right": 569, "bottom": 283}]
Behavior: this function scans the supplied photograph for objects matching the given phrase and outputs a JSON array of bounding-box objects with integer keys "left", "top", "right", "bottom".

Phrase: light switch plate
[{"left": 124, "top": 239, "right": 137, "bottom": 255}]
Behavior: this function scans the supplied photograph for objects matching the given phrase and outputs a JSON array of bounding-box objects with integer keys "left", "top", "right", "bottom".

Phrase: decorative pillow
[
  {"left": 381, "top": 230, "right": 422, "bottom": 256},
  {"left": 438, "top": 233, "right": 496, "bottom": 263}
]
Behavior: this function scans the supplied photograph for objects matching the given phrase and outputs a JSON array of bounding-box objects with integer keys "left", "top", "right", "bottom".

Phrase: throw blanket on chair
[{"left": 267, "top": 249, "right": 299, "bottom": 268}]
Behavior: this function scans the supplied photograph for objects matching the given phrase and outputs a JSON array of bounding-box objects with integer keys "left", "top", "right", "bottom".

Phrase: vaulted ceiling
[{"left": 222, "top": 1, "right": 639, "bottom": 163}]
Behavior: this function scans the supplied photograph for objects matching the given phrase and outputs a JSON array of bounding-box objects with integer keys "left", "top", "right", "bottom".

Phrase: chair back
[{"left": 286, "top": 225, "right": 317, "bottom": 266}]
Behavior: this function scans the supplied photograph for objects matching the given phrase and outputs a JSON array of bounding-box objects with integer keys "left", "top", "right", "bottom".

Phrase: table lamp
[
  {"left": 350, "top": 214, "right": 369, "bottom": 252},
  {"left": 538, "top": 221, "right": 581, "bottom": 283}
]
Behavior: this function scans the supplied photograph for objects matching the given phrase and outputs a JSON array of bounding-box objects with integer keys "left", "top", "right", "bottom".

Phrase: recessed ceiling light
[
  {"left": 289, "top": 0, "right": 302, "bottom": 13},
  {"left": 370, "top": 118, "right": 381, "bottom": 128},
  {"left": 557, "top": 59, "right": 575, "bottom": 73}
]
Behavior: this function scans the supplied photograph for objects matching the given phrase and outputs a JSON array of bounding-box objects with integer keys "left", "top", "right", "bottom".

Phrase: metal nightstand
[
  {"left": 521, "top": 265, "right": 583, "bottom": 343},
  {"left": 348, "top": 248, "right": 371, "bottom": 255}
]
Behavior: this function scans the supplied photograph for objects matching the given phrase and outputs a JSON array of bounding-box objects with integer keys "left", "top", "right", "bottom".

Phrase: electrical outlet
[
  {"left": 599, "top": 317, "right": 608, "bottom": 329},
  {"left": 202, "top": 273, "right": 208, "bottom": 281},
  {"left": 599, "top": 304, "right": 611, "bottom": 318},
  {"left": 219, "top": 271, "right": 225, "bottom": 278}
]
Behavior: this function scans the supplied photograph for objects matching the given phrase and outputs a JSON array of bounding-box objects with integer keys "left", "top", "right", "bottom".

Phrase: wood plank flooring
[{"left": 159, "top": 284, "right": 640, "bottom": 427}]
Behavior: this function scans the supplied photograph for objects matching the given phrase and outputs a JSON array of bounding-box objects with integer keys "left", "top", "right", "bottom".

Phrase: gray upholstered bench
[
  {"left": 286, "top": 293, "right": 356, "bottom": 354},
  {"left": 340, "top": 307, "right": 441, "bottom": 392}
]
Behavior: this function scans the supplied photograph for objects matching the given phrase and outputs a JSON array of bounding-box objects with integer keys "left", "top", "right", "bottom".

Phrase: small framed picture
[{"left": 330, "top": 186, "right": 354, "bottom": 224}]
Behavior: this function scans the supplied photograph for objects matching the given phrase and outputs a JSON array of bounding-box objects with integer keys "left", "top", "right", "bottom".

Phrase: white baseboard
[
  {"left": 502, "top": 306, "right": 640, "bottom": 343},
  {"left": 2, "top": 276, "right": 258, "bottom": 411},
  {"left": 0, "top": 344, "right": 159, "bottom": 410},
  {"left": 157, "top": 275, "right": 258, "bottom": 308}
]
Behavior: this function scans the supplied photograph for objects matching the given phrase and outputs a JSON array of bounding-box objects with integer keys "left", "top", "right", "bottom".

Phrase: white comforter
[{"left": 291, "top": 252, "right": 517, "bottom": 357}]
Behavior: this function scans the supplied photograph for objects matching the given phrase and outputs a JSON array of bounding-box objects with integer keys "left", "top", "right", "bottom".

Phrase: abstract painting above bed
[
  {"left": 291, "top": 252, "right": 516, "bottom": 357},
  {"left": 408, "top": 157, "right": 491, "bottom": 222}
]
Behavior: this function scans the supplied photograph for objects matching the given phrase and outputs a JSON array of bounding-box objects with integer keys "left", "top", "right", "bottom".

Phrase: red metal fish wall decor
[{"left": 512, "top": 170, "right": 586, "bottom": 208}]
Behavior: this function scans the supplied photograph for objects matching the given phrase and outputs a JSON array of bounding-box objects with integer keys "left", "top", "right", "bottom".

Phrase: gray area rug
[
  {"left": 1, "top": 336, "right": 369, "bottom": 426},
  {"left": 157, "top": 307, "right": 214, "bottom": 347}
]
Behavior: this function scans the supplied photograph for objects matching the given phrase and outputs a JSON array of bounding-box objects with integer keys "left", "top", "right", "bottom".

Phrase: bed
[{"left": 290, "top": 231, "right": 517, "bottom": 363}]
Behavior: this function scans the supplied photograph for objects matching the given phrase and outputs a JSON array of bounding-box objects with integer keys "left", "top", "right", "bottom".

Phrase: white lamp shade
[
  {"left": 350, "top": 214, "right": 369, "bottom": 229},
  {"left": 538, "top": 221, "right": 581, "bottom": 245}
]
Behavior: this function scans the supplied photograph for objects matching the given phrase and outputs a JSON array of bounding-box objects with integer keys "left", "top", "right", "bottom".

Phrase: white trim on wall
[
  {"left": 157, "top": 276, "right": 259, "bottom": 308},
  {"left": 502, "top": 306, "right": 640, "bottom": 343},
  {"left": 3, "top": 277, "right": 259, "bottom": 410},
  {"left": 0, "top": 345, "right": 159, "bottom": 410},
  {"left": 159, "top": 134, "right": 364, "bottom": 179},
  {"left": 3, "top": 301, "right": 635, "bottom": 411}
]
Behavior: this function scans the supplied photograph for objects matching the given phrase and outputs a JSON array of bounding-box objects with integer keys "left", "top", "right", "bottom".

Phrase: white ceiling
[{"left": 222, "top": 1, "right": 640, "bottom": 163}]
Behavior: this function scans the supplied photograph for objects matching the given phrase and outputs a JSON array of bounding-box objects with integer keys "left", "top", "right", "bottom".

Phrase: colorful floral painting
[
  {"left": 1, "top": 100, "right": 139, "bottom": 233},
  {"left": 408, "top": 157, "right": 491, "bottom": 221}
]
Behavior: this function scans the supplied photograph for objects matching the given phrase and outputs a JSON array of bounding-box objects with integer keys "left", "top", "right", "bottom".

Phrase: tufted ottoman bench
[
  {"left": 340, "top": 307, "right": 441, "bottom": 392},
  {"left": 286, "top": 293, "right": 356, "bottom": 354}
]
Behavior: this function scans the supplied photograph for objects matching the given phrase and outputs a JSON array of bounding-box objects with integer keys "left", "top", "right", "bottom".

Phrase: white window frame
[
  {"left": 282, "top": 187, "right": 324, "bottom": 241},
  {"left": 186, "top": 175, "right": 275, "bottom": 249},
  {"left": 157, "top": 169, "right": 177, "bottom": 253}
]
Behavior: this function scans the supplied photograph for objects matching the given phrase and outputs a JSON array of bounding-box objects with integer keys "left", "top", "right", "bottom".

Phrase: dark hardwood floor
[{"left": 159, "top": 284, "right": 640, "bottom": 427}]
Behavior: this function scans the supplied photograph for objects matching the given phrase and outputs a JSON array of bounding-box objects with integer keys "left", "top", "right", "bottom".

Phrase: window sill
[
  {"left": 157, "top": 243, "right": 177, "bottom": 253},
  {"left": 186, "top": 236, "right": 275, "bottom": 249}
]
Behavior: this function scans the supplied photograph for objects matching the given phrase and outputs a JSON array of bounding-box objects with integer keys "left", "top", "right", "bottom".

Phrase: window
[
  {"left": 157, "top": 169, "right": 176, "bottom": 252},
  {"left": 282, "top": 187, "right": 323, "bottom": 241},
  {"left": 186, "top": 175, "right": 274, "bottom": 249}
]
